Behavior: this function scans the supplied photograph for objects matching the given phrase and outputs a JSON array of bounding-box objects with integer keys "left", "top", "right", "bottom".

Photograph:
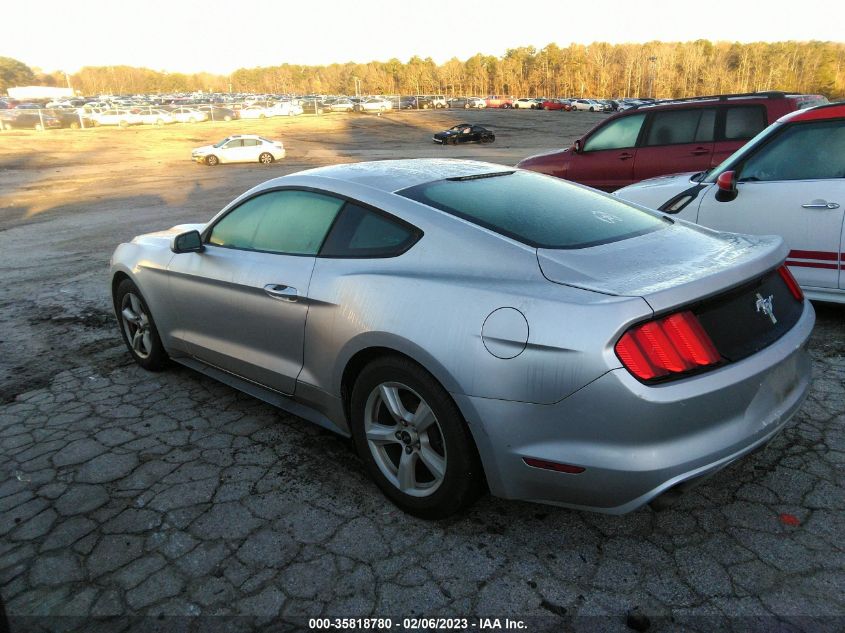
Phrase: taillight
[
  {"left": 615, "top": 311, "right": 721, "bottom": 381},
  {"left": 778, "top": 265, "right": 804, "bottom": 301}
]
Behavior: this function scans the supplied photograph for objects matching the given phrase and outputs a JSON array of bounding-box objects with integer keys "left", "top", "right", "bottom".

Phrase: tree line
[{"left": 4, "top": 40, "right": 845, "bottom": 99}]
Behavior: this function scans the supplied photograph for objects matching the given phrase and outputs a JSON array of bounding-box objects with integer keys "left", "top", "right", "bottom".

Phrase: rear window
[{"left": 398, "top": 170, "right": 666, "bottom": 249}]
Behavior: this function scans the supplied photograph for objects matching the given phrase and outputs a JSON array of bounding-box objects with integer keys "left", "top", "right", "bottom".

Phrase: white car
[
  {"left": 192, "top": 135, "right": 286, "bottom": 166},
  {"left": 513, "top": 98, "right": 538, "bottom": 109},
  {"left": 135, "top": 108, "right": 175, "bottom": 125},
  {"left": 357, "top": 97, "right": 392, "bottom": 113},
  {"left": 239, "top": 105, "right": 277, "bottom": 119},
  {"left": 168, "top": 107, "right": 208, "bottom": 123},
  {"left": 570, "top": 99, "right": 604, "bottom": 112},
  {"left": 266, "top": 101, "right": 303, "bottom": 117},
  {"left": 615, "top": 103, "right": 845, "bottom": 303},
  {"left": 91, "top": 109, "right": 143, "bottom": 127}
]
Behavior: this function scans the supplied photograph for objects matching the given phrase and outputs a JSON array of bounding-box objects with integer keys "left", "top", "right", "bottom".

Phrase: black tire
[
  {"left": 482, "top": 134, "right": 494, "bottom": 143},
  {"left": 350, "top": 356, "right": 485, "bottom": 519},
  {"left": 114, "top": 278, "right": 168, "bottom": 372},
  {"left": 589, "top": 107, "right": 594, "bottom": 112},
  {"left": 259, "top": 152, "right": 273, "bottom": 165},
  {"left": 205, "top": 155, "right": 219, "bottom": 166},
  {"left": 450, "top": 136, "right": 458, "bottom": 145}
]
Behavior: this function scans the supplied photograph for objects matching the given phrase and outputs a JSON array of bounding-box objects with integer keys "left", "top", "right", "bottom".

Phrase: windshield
[
  {"left": 704, "top": 122, "right": 782, "bottom": 183},
  {"left": 213, "top": 137, "right": 231, "bottom": 148},
  {"left": 399, "top": 170, "right": 667, "bottom": 249}
]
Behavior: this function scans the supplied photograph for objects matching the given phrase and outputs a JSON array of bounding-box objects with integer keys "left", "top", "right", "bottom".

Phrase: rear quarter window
[{"left": 320, "top": 203, "right": 421, "bottom": 258}]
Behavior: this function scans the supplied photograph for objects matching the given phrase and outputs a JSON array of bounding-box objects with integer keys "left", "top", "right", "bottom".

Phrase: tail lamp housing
[{"left": 615, "top": 310, "right": 721, "bottom": 382}]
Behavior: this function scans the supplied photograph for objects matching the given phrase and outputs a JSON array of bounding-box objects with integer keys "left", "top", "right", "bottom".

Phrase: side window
[
  {"left": 724, "top": 106, "right": 767, "bottom": 140},
  {"left": 644, "top": 108, "right": 715, "bottom": 146},
  {"left": 208, "top": 190, "right": 344, "bottom": 255},
  {"left": 583, "top": 114, "right": 645, "bottom": 152},
  {"left": 243, "top": 139, "right": 260, "bottom": 147},
  {"left": 224, "top": 139, "right": 243, "bottom": 149},
  {"left": 739, "top": 121, "right": 845, "bottom": 182},
  {"left": 320, "top": 203, "right": 420, "bottom": 258}
]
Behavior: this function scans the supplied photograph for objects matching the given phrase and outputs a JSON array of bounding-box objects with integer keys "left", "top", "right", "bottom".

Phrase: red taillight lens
[
  {"left": 778, "top": 265, "right": 804, "bottom": 301},
  {"left": 615, "top": 311, "right": 721, "bottom": 381}
]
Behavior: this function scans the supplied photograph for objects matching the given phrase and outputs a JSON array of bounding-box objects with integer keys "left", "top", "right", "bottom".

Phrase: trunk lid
[{"left": 536, "top": 222, "right": 787, "bottom": 313}]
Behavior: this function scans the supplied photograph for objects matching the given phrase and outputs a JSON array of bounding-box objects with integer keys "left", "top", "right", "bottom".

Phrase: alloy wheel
[
  {"left": 120, "top": 292, "right": 152, "bottom": 359},
  {"left": 363, "top": 382, "right": 447, "bottom": 497}
]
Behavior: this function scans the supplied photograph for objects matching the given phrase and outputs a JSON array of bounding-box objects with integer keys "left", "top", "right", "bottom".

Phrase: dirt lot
[{"left": 1, "top": 110, "right": 844, "bottom": 631}]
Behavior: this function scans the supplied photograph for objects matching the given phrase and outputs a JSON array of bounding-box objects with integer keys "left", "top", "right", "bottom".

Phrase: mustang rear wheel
[
  {"left": 115, "top": 278, "right": 168, "bottom": 371},
  {"left": 351, "top": 356, "right": 484, "bottom": 519}
]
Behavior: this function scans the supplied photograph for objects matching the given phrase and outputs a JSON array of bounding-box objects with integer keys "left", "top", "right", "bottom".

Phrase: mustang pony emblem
[{"left": 755, "top": 293, "right": 777, "bottom": 324}]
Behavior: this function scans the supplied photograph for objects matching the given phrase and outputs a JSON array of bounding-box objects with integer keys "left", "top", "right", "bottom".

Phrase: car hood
[
  {"left": 613, "top": 172, "right": 708, "bottom": 209},
  {"left": 537, "top": 223, "right": 787, "bottom": 313},
  {"left": 132, "top": 223, "right": 206, "bottom": 248},
  {"left": 192, "top": 145, "right": 215, "bottom": 154}
]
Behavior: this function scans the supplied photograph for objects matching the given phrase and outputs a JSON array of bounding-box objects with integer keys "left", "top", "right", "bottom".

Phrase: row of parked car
[{"left": 515, "top": 90, "right": 842, "bottom": 303}]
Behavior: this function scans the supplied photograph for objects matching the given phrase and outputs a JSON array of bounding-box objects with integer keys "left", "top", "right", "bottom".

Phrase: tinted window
[
  {"left": 739, "top": 120, "right": 845, "bottom": 182},
  {"left": 644, "top": 108, "right": 715, "bottom": 145},
  {"left": 584, "top": 114, "right": 645, "bottom": 151},
  {"left": 399, "top": 170, "right": 665, "bottom": 249},
  {"left": 724, "top": 106, "right": 767, "bottom": 140},
  {"left": 224, "top": 140, "right": 243, "bottom": 148},
  {"left": 243, "top": 139, "right": 260, "bottom": 147},
  {"left": 321, "top": 203, "right": 420, "bottom": 257},
  {"left": 209, "top": 190, "right": 343, "bottom": 255}
]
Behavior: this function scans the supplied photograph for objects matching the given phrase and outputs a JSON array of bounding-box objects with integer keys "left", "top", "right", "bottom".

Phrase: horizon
[{"left": 2, "top": 0, "right": 843, "bottom": 76}]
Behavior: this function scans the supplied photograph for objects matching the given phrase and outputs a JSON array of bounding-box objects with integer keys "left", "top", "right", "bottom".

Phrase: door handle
[
  {"left": 617, "top": 152, "right": 634, "bottom": 160},
  {"left": 690, "top": 147, "right": 709, "bottom": 156},
  {"left": 264, "top": 284, "right": 298, "bottom": 302},
  {"left": 801, "top": 200, "right": 840, "bottom": 210}
]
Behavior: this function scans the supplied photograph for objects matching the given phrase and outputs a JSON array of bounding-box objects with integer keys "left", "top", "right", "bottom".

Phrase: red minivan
[{"left": 517, "top": 91, "right": 828, "bottom": 191}]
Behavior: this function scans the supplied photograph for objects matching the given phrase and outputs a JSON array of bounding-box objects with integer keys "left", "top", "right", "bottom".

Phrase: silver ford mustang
[{"left": 110, "top": 159, "right": 815, "bottom": 518}]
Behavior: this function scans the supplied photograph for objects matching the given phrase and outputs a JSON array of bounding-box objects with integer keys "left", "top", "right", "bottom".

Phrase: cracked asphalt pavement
[{"left": 1, "top": 112, "right": 844, "bottom": 632}]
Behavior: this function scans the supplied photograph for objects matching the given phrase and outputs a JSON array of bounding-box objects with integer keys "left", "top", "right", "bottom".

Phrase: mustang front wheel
[
  {"left": 351, "top": 356, "right": 484, "bottom": 518},
  {"left": 115, "top": 279, "right": 168, "bottom": 371}
]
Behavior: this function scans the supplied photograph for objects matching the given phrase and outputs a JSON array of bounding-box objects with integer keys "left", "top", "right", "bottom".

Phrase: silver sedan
[{"left": 110, "top": 159, "right": 814, "bottom": 518}]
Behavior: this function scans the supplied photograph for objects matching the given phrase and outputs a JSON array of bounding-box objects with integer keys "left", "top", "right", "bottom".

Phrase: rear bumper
[{"left": 455, "top": 301, "right": 815, "bottom": 513}]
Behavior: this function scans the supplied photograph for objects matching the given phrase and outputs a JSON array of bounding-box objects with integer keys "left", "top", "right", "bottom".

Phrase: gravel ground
[{"left": 0, "top": 109, "right": 843, "bottom": 632}]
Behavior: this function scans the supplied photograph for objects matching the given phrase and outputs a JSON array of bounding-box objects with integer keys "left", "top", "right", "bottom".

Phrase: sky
[{"left": 3, "top": 0, "right": 842, "bottom": 75}]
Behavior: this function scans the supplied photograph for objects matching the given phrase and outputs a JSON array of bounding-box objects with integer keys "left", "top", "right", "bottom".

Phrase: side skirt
[{"left": 173, "top": 356, "right": 350, "bottom": 437}]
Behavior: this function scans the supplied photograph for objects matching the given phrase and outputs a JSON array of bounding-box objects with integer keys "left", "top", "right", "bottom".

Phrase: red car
[
  {"left": 539, "top": 99, "right": 571, "bottom": 111},
  {"left": 517, "top": 91, "right": 827, "bottom": 191}
]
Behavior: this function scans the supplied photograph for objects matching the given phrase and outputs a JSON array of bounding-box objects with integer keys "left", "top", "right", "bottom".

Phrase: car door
[
  {"left": 241, "top": 138, "right": 263, "bottom": 161},
  {"left": 219, "top": 139, "right": 246, "bottom": 162},
  {"left": 567, "top": 113, "right": 646, "bottom": 191},
  {"left": 166, "top": 189, "right": 345, "bottom": 394},
  {"left": 696, "top": 118, "right": 845, "bottom": 290},
  {"left": 632, "top": 108, "right": 716, "bottom": 181}
]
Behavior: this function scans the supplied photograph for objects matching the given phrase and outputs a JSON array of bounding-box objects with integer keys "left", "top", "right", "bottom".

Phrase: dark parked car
[
  {"left": 517, "top": 91, "right": 828, "bottom": 191},
  {"left": 299, "top": 100, "right": 327, "bottom": 115},
  {"left": 197, "top": 105, "right": 238, "bottom": 121},
  {"left": 433, "top": 123, "right": 495, "bottom": 145},
  {"left": 448, "top": 97, "right": 485, "bottom": 109},
  {"left": 0, "top": 110, "right": 62, "bottom": 130},
  {"left": 46, "top": 108, "right": 95, "bottom": 129}
]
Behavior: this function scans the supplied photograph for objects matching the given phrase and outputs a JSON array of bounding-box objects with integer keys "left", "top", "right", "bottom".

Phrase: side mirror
[
  {"left": 573, "top": 139, "right": 582, "bottom": 153},
  {"left": 171, "top": 229, "right": 204, "bottom": 254},
  {"left": 715, "top": 170, "right": 738, "bottom": 202}
]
